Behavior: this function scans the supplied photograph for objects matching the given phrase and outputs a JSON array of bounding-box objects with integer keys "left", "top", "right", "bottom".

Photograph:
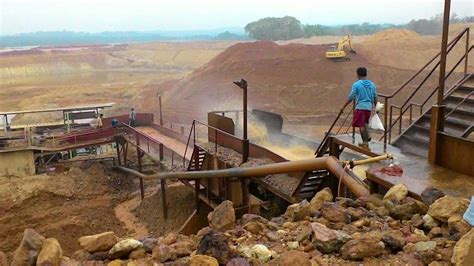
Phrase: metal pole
[
  {"left": 243, "top": 85, "right": 249, "bottom": 163},
  {"left": 159, "top": 95, "right": 163, "bottom": 126},
  {"left": 383, "top": 97, "right": 388, "bottom": 151},
  {"left": 465, "top": 28, "right": 470, "bottom": 75},
  {"left": 437, "top": 0, "right": 451, "bottom": 105}
]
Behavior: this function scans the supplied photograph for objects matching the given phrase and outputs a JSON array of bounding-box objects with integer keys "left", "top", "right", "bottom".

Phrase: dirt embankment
[{"left": 0, "top": 160, "right": 136, "bottom": 257}]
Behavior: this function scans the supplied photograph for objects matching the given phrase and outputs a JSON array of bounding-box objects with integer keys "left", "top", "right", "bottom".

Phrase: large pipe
[{"left": 118, "top": 157, "right": 370, "bottom": 198}]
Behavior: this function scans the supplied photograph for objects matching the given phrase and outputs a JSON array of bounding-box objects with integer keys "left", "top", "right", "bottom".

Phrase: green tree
[{"left": 244, "top": 16, "right": 305, "bottom": 41}]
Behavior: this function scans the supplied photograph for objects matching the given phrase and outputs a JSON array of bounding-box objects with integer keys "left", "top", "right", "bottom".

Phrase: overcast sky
[{"left": 1, "top": 0, "right": 473, "bottom": 35}]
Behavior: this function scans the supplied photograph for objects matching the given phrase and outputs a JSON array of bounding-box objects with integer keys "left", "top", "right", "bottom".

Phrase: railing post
[
  {"left": 465, "top": 28, "right": 470, "bottom": 75},
  {"left": 161, "top": 179, "right": 167, "bottom": 219},
  {"left": 159, "top": 143, "right": 164, "bottom": 161},
  {"left": 399, "top": 108, "right": 403, "bottom": 135},
  {"left": 409, "top": 105, "right": 413, "bottom": 125},
  {"left": 383, "top": 97, "right": 388, "bottom": 150},
  {"left": 215, "top": 129, "right": 218, "bottom": 153},
  {"left": 352, "top": 102, "right": 355, "bottom": 140}
]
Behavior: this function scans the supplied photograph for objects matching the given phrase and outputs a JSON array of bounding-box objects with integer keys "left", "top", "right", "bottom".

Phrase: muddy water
[{"left": 247, "top": 121, "right": 315, "bottom": 161}]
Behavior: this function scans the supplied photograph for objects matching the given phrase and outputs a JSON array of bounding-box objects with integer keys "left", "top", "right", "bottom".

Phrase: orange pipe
[{"left": 135, "top": 156, "right": 369, "bottom": 198}]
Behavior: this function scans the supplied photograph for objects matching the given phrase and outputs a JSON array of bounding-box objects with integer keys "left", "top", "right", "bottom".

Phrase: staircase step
[
  {"left": 403, "top": 127, "right": 430, "bottom": 142},
  {"left": 396, "top": 135, "right": 429, "bottom": 158},
  {"left": 419, "top": 115, "right": 469, "bottom": 135}
]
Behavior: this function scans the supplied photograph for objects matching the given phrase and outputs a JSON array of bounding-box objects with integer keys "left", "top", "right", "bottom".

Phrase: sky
[{"left": 1, "top": 0, "right": 473, "bottom": 35}]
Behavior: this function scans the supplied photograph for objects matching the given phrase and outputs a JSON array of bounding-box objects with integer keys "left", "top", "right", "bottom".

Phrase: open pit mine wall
[{"left": 0, "top": 149, "right": 35, "bottom": 176}]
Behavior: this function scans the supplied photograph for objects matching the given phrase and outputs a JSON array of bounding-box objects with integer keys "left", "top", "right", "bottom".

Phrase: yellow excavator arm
[{"left": 336, "top": 35, "right": 355, "bottom": 52}]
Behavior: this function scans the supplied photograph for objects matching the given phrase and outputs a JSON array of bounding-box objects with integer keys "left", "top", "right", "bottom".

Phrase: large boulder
[
  {"left": 197, "top": 231, "right": 232, "bottom": 264},
  {"left": 268, "top": 251, "right": 311, "bottom": 266},
  {"left": 427, "top": 196, "right": 470, "bottom": 223},
  {"left": 309, "top": 188, "right": 333, "bottom": 213},
  {"left": 12, "top": 228, "right": 45, "bottom": 266},
  {"left": 284, "top": 200, "right": 311, "bottom": 222},
  {"left": 451, "top": 228, "right": 474, "bottom": 266},
  {"left": 190, "top": 255, "right": 219, "bottom": 266},
  {"left": 321, "top": 202, "right": 350, "bottom": 224},
  {"left": 310, "top": 222, "right": 351, "bottom": 253},
  {"left": 78, "top": 232, "right": 118, "bottom": 253},
  {"left": 383, "top": 183, "right": 408, "bottom": 202},
  {"left": 208, "top": 200, "right": 235, "bottom": 231},
  {"left": 340, "top": 235, "right": 386, "bottom": 260},
  {"left": 108, "top": 239, "right": 143, "bottom": 259},
  {"left": 448, "top": 216, "right": 472, "bottom": 240},
  {"left": 421, "top": 187, "right": 445, "bottom": 206},
  {"left": 37, "top": 238, "right": 63, "bottom": 266}
]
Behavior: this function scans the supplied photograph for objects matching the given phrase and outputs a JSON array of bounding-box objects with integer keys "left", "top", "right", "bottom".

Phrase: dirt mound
[
  {"left": 159, "top": 41, "right": 416, "bottom": 123},
  {"left": 364, "top": 29, "right": 421, "bottom": 42}
]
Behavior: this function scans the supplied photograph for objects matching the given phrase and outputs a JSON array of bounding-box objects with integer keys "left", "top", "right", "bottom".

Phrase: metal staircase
[
  {"left": 187, "top": 146, "right": 206, "bottom": 171},
  {"left": 393, "top": 76, "right": 474, "bottom": 157}
]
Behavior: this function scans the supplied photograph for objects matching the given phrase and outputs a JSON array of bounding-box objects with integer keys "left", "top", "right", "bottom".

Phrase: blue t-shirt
[{"left": 348, "top": 79, "right": 377, "bottom": 110}]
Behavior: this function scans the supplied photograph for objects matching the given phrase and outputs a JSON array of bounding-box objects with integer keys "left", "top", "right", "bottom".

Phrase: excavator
[{"left": 326, "top": 35, "right": 356, "bottom": 61}]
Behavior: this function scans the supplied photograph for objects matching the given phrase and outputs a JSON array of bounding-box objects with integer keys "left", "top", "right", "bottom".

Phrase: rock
[
  {"left": 0, "top": 251, "right": 7, "bottom": 266},
  {"left": 37, "top": 238, "right": 63, "bottom": 266},
  {"left": 295, "top": 224, "right": 313, "bottom": 242},
  {"left": 264, "top": 230, "right": 281, "bottom": 242},
  {"left": 284, "top": 200, "right": 311, "bottom": 222},
  {"left": 427, "top": 196, "right": 470, "bottom": 223},
  {"left": 249, "top": 244, "right": 272, "bottom": 262},
  {"left": 347, "top": 207, "right": 369, "bottom": 221},
  {"left": 60, "top": 256, "right": 79, "bottom": 266},
  {"left": 139, "top": 236, "right": 159, "bottom": 253},
  {"left": 208, "top": 200, "right": 236, "bottom": 231},
  {"left": 89, "top": 251, "right": 108, "bottom": 261},
  {"left": 108, "top": 239, "right": 143, "bottom": 259},
  {"left": 390, "top": 201, "right": 421, "bottom": 220},
  {"left": 107, "top": 259, "right": 123, "bottom": 266},
  {"left": 383, "top": 183, "right": 408, "bottom": 202},
  {"left": 72, "top": 250, "right": 90, "bottom": 261},
  {"left": 287, "top": 241, "right": 299, "bottom": 249},
  {"left": 451, "top": 228, "right": 474, "bottom": 266},
  {"left": 226, "top": 258, "right": 250, "bottom": 266},
  {"left": 406, "top": 229, "right": 430, "bottom": 243},
  {"left": 197, "top": 227, "right": 212, "bottom": 238},
  {"left": 421, "top": 187, "right": 445, "bottom": 206},
  {"left": 358, "top": 194, "right": 385, "bottom": 210},
  {"left": 243, "top": 221, "right": 265, "bottom": 235},
  {"left": 78, "top": 232, "right": 118, "bottom": 253},
  {"left": 448, "top": 216, "right": 472, "bottom": 239},
  {"left": 382, "top": 230, "right": 406, "bottom": 252},
  {"left": 282, "top": 222, "right": 297, "bottom": 230},
  {"left": 309, "top": 188, "right": 333, "bottom": 213},
  {"left": 423, "top": 214, "right": 440, "bottom": 229},
  {"left": 12, "top": 228, "right": 45, "bottom": 266},
  {"left": 129, "top": 248, "right": 146, "bottom": 259},
  {"left": 197, "top": 231, "right": 231, "bottom": 264},
  {"left": 374, "top": 206, "right": 390, "bottom": 217},
  {"left": 428, "top": 227, "right": 443, "bottom": 239},
  {"left": 152, "top": 245, "right": 176, "bottom": 263},
  {"left": 240, "top": 214, "right": 268, "bottom": 225},
  {"left": 170, "top": 241, "right": 195, "bottom": 257},
  {"left": 352, "top": 218, "right": 370, "bottom": 228},
  {"left": 161, "top": 233, "right": 178, "bottom": 245},
  {"left": 320, "top": 202, "right": 350, "bottom": 223},
  {"left": 310, "top": 222, "right": 351, "bottom": 253},
  {"left": 268, "top": 251, "right": 311, "bottom": 266},
  {"left": 414, "top": 241, "right": 437, "bottom": 252},
  {"left": 340, "top": 235, "right": 386, "bottom": 260},
  {"left": 190, "top": 255, "right": 219, "bottom": 266}
]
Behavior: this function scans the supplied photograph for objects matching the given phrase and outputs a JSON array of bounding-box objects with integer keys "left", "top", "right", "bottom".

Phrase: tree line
[{"left": 245, "top": 14, "right": 474, "bottom": 41}]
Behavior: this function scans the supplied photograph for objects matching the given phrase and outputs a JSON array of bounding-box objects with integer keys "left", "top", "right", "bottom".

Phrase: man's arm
[{"left": 342, "top": 83, "right": 357, "bottom": 112}]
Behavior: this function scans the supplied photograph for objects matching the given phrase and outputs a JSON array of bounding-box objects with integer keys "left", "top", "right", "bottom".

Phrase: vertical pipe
[
  {"left": 437, "top": 0, "right": 451, "bottom": 106},
  {"left": 242, "top": 87, "right": 249, "bottom": 163},
  {"left": 215, "top": 129, "right": 218, "bottom": 153},
  {"left": 465, "top": 28, "right": 470, "bottom": 75},
  {"left": 409, "top": 105, "right": 413, "bottom": 125},
  {"left": 389, "top": 106, "right": 393, "bottom": 143}
]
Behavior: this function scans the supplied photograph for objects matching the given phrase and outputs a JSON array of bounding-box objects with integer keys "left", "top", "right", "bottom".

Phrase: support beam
[{"left": 429, "top": 105, "right": 445, "bottom": 163}]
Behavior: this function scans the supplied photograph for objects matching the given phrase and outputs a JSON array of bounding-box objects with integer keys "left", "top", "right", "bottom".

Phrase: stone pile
[{"left": 3, "top": 186, "right": 473, "bottom": 265}]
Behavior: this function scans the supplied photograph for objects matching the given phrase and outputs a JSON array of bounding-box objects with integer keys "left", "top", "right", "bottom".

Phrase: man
[
  {"left": 342, "top": 67, "right": 377, "bottom": 149},
  {"left": 96, "top": 114, "right": 104, "bottom": 129},
  {"left": 129, "top": 108, "right": 136, "bottom": 127}
]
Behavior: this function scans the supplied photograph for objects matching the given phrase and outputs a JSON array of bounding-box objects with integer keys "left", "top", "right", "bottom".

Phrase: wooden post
[
  {"left": 161, "top": 179, "right": 167, "bottom": 219},
  {"left": 159, "top": 143, "right": 164, "bottom": 161},
  {"left": 428, "top": 105, "right": 445, "bottom": 163},
  {"left": 115, "top": 140, "right": 122, "bottom": 166}
]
